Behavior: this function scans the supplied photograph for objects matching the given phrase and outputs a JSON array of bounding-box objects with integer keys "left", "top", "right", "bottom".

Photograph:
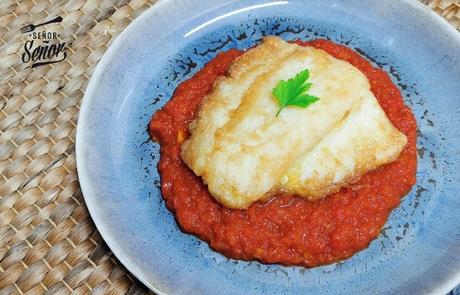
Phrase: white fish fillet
[{"left": 180, "top": 37, "right": 407, "bottom": 209}]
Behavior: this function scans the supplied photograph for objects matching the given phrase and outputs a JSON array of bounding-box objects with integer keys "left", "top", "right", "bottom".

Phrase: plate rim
[{"left": 75, "top": 0, "right": 460, "bottom": 293}]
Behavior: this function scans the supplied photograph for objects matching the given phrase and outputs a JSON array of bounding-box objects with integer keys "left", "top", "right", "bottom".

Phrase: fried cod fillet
[{"left": 180, "top": 37, "right": 407, "bottom": 209}]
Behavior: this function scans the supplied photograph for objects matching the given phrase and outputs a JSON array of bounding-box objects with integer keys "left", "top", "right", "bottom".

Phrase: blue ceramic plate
[{"left": 76, "top": 0, "right": 460, "bottom": 294}]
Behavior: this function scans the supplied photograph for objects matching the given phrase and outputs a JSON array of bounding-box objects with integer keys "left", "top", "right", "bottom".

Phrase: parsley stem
[{"left": 275, "top": 106, "right": 285, "bottom": 117}]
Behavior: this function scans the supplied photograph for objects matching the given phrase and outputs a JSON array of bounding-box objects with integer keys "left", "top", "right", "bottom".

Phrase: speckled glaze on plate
[{"left": 76, "top": 0, "right": 460, "bottom": 294}]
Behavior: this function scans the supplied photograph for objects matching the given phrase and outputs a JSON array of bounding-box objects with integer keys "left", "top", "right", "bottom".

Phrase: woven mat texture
[{"left": 0, "top": 0, "right": 459, "bottom": 294}]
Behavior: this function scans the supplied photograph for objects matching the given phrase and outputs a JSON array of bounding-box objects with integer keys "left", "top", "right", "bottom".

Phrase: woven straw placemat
[{"left": 0, "top": 0, "right": 459, "bottom": 294}]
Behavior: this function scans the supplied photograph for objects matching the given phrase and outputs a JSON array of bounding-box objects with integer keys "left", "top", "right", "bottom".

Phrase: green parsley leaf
[{"left": 272, "top": 69, "right": 320, "bottom": 117}]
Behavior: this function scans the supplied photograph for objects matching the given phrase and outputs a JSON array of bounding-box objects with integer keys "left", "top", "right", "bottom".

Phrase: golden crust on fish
[
  {"left": 281, "top": 92, "right": 407, "bottom": 199},
  {"left": 180, "top": 37, "right": 407, "bottom": 209}
]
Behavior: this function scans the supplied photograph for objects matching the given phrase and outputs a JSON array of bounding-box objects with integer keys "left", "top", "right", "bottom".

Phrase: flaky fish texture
[{"left": 180, "top": 37, "right": 407, "bottom": 209}]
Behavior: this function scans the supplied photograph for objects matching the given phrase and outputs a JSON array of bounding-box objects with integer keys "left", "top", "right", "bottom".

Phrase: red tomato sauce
[{"left": 149, "top": 40, "right": 417, "bottom": 267}]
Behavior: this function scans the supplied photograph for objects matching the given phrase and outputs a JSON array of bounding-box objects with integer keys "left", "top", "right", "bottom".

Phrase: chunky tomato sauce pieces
[{"left": 149, "top": 40, "right": 417, "bottom": 267}]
